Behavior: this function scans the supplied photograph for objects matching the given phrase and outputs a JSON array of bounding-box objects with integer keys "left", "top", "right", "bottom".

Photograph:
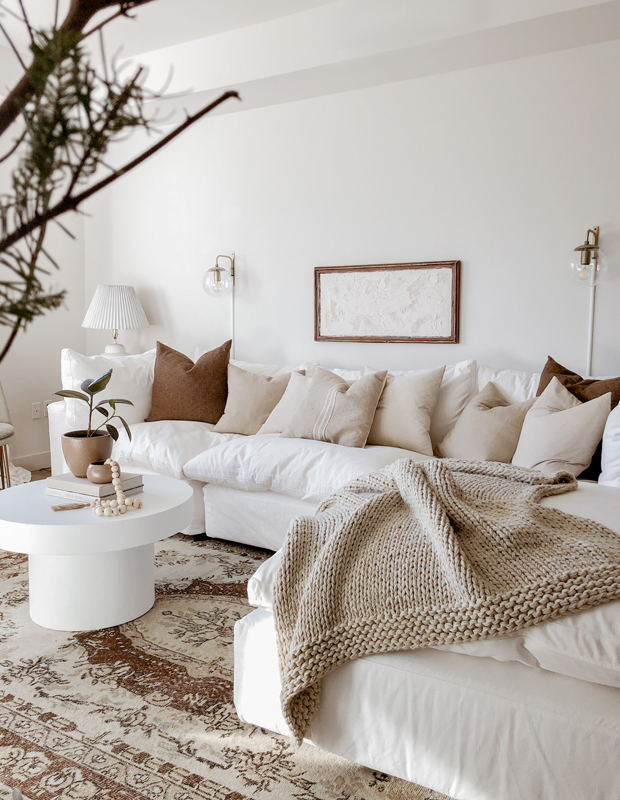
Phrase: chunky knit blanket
[{"left": 273, "top": 458, "right": 620, "bottom": 745}]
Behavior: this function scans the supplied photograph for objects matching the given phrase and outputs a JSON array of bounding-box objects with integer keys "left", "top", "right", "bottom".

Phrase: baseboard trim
[{"left": 12, "top": 451, "right": 51, "bottom": 471}]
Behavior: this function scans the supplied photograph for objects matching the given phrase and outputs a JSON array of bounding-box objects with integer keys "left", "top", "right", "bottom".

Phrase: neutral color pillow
[
  {"left": 438, "top": 382, "right": 535, "bottom": 462},
  {"left": 367, "top": 366, "right": 445, "bottom": 456},
  {"left": 61, "top": 348, "right": 156, "bottom": 427},
  {"left": 536, "top": 355, "right": 620, "bottom": 481},
  {"left": 600, "top": 403, "right": 620, "bottom": 488},
  {"left": 476, "top": 364, "right": 540, "bottom": 404},
  {"left": 258, "top": 370, "right": 309, "bottom": 435},
  {"left": 194, "top": 350, "right": 299, "bottom": 379},
  {"left": 214, "top": 365, "right": 293, "bottom": 435},
  {"left": 281, "top": 367, "right": 387, "bottom": 448},
  {"left": 147, "top": 340, "right": 231, "bottom": 424},
  {"left": 429, "top": 360, "right": 477, "bottom": 446},
  {"left": 512, "top": 377, "right": 611, "bottom": 476}
]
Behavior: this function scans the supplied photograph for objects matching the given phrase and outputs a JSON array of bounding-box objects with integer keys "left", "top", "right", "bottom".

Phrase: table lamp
[{"left": 82, "top": 285, "right": 150, "bottom": 355}]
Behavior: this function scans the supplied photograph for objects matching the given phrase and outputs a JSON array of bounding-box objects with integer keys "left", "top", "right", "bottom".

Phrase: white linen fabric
[
  {"left": 204, "top": 484, "right": 317, "bottom": 551},
  {"left": 476, "top": 363, "right": 540, "bottom": 403},
  {"left": 61, "top": 348, "right": 156, "bottom": 427},
  {"left": 235, "top": 608, "right": 620, "bottom": 800},
  {"left": 513, "top": 377, "right": 611, "bottom": 476},
  {"left": 601, "top": 403, "right": 620, "bottom": 488},
  {"left": 183, "top": 434, "right": 429, "bottom": 501},
  {"left": 193, "top": 351, "right": 299, "bottom": 377},
  {"left": 113, "top": 419, "right": 238, "bottom": 479}
]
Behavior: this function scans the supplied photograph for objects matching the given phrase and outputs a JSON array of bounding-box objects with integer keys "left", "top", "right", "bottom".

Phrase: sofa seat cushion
[
  {"left": 114, "top": 420, "right": 240, "bottom": 479},
  {"left": 183, "top": 434, "right": 431, "bottom": 501}
]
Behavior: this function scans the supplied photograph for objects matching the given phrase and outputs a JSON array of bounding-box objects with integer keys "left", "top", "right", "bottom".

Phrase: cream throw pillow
[
  {"left": 512, "top": 377, "right": 611, "bottom": 477},
  {"left": 281, "top": 367, "right": 387, "bottom": 448},
  {"left": 258, "top": 371, "right": 309, "bottom": 435},
  {"left": 438, "top": 382, "right": 535, "bottom": 462},
  {"left": 367, "top": 366, "right": 445, "bottom": 456},
  {"left": 213, "top": 364, "right": 293, "bottom": 436}
]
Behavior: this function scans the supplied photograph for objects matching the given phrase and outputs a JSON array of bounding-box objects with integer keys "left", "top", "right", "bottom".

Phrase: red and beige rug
[{"left": 0, "top": 535, "right": 451, "bottom": 800}]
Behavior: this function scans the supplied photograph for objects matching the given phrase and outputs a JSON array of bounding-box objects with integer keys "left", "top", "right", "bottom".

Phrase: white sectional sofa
[
  {"left": 49, "top": 352, "right": 620, "bottom": 548},
  {"left": 49, "top": 349, "right": 620, "bottom": 800}
]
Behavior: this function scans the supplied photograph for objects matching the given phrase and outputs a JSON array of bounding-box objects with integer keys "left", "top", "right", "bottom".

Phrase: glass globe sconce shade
[
  {"left": 203, "top": 266, "right": 233, "bottom": 297},
  {"left": 569, "top": 226, "right": 606, "bottom": 285},
  {"left": 203, "top": 254, "right": 235, "bottom": 298}
]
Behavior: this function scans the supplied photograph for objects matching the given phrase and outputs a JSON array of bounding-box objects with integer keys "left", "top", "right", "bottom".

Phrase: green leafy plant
[{"left": 55, "top": 368, "right": 132, "bottom": 441}]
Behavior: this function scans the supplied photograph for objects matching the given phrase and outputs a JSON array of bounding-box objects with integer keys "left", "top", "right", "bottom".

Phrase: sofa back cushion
[
  {"left": 512, "top": 377, "right": 611, "bottom": 477},
  {"left": 476, "top": 364, "right": 540, "bottom": 403},
  {"left": 213, "top": 365, "right": 293, "bottom": 435},
  {"left": 147, "top": 340, "right": 231, "bottom": 424},
  {"left": 438, "top": 382, "right": 535, "bottom": 462},
  {"left": 61, "top": 348, "right": 156, "bottom": 428}
]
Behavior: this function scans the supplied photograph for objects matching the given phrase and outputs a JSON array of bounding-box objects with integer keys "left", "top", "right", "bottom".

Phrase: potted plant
[{"left": 55, "top": 370, "right": 133, "bottom": 478}]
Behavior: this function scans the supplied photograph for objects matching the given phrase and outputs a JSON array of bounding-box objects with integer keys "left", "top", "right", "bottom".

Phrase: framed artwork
[{"left": 314, "top": 261, "right": 460, "bottom": 343}]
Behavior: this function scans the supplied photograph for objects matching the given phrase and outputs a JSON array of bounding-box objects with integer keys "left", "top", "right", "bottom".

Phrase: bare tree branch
[
  {"left": 0, "top": 90, "right": 239, "bottom": 253},
  {"left": 0, "top": 0, "right": 158, "bottom": 137}
]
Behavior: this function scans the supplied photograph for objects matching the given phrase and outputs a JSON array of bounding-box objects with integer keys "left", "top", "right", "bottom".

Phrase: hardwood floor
[{"left": 31, "top": 468, "right": 51, "bottom": 482}]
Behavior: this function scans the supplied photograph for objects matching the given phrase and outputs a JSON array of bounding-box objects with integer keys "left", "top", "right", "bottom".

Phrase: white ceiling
[{"left": 2, "top": 0, "right": 620, "bottom": 110}]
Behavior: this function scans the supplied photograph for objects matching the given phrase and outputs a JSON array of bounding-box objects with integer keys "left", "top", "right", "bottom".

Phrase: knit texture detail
[{"left": 273, "top": 458, "right": 620, "bottom": 745}]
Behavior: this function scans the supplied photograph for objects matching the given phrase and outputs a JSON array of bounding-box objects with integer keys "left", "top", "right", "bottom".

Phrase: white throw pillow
[
  {"left": 476, "top": 364, "right": 540, "bottom": 404},
  {"left": 367, "top": 366, "right": 445, "bottom": 456},
  {"left": 258, "top": 371, "right": 309, "bottom": 435},
  {"left": 60, "top": 348, "right": 156, "bottom": 428},
  {"left": 512, "top": 377, "right": 611, "bottom": 477},
  {"left": 600, "top": 403, "right": 620, "bottom": 488},
  {"left": 193, "top": 349, "right": 298, "bottom": 378}
]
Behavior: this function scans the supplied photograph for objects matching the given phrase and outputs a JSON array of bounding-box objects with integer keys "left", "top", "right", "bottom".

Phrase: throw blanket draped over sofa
[{"left": 274, "top": 459, "right": 620, "bottom": 744}]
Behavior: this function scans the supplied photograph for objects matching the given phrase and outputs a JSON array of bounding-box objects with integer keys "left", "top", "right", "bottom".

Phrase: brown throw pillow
[
  {"left": 537, "top": 356, "right": 620, "bottom": 480},
  {"left": 147, "top": 340, "right": 231, "bottom": 424}
]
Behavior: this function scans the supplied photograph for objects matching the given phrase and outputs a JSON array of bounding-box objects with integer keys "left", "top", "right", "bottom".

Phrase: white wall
[
  {"left": 84, "top": 39, "right": 620, "bottom": 379},
  {"left": 0, "top": 221, "right": 86, "bottom": 466}
]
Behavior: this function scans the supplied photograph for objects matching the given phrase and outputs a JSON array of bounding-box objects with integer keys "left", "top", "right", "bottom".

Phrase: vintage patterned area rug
[{"left": 0, "top": 535, "right": 452, "bottom": 800}]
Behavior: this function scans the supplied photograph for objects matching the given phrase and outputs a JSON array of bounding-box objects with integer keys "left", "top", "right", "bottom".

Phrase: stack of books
[{"left": 46, "top": 472, "right": 144, "bottom": 502}]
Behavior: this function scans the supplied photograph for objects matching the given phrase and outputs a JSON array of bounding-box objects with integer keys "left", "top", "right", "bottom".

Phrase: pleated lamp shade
[{"left": 82, "top": 285, "right": 149, "bottom": 355}]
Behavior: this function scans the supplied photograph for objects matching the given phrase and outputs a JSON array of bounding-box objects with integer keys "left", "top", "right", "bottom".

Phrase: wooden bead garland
[{"left": 90, "top": 458, "right": 143, "bottom": 517}]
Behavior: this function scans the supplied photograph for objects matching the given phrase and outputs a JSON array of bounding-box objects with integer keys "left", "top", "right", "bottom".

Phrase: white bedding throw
[{"left": 274, "top": 459, "right": 620, "bottom": 744}]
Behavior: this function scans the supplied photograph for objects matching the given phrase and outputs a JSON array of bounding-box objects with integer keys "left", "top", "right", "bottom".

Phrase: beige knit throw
[{"left": 273, "top": 458, "right": 620, "bottom": 745}]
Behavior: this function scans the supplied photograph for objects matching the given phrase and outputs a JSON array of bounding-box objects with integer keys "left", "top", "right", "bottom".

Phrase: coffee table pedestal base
[{"left": 28, "top": 543, "right": 155, "bottom": 631}]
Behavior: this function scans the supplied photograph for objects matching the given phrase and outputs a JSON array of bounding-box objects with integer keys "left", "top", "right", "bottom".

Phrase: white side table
[{"left": 0, "top": 475, "right": 193, "bottom": 631}]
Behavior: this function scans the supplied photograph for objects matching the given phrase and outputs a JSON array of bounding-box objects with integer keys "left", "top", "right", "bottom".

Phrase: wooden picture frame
[{"left": 314, "top": 261, "right": 460, "bottom": 343}]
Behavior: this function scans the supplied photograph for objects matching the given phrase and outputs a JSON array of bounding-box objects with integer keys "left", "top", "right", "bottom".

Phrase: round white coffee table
[{"left": 0, "top": 474, "right": 193, "bottom": 631}]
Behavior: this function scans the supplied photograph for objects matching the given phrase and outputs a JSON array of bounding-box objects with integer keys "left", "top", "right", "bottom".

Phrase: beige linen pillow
[
  {"left": 438, "top": 382, "right": 535, "bottom": 462},
  {"left": 282, "top": 367, "right": 387, "bottom": 448},
  {"left": 512, "top": 377, "right": 611, "bottom": 477},
  {"left": 367, "top": 366, "right": 445, "bottom": 456},
  {"left": 258, "top": 371, "right": 309, "bottom": 435},
  {"left": 213, "top": 364, "right": 292, "bottom": 436}
]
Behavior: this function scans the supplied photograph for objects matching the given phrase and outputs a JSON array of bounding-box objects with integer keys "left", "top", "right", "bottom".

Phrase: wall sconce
[
  {"left": 569, "top": 227, "right": 606, "bottom": 377},
  {"left": 203, "top": 252, "right": 236, "bottom": 356}
]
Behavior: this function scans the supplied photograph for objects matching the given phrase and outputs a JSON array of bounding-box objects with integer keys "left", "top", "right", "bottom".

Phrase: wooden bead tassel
[{"left": 90, "top": 458, "right": 143, "bottom": 517}]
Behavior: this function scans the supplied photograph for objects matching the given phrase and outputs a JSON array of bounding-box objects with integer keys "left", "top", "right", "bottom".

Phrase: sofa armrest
[{"left": 48, "top": 400, "right": 70, "bottom": 475}]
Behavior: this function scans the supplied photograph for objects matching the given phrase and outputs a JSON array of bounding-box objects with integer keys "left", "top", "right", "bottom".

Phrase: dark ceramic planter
[{"left": 61, "top": 431, "right": 113, "bottom": 478}]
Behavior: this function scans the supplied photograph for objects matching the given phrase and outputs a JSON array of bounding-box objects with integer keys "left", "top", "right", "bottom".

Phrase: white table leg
[{"left": 28, "top": 543, "right": 155, "bottom": 631}]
